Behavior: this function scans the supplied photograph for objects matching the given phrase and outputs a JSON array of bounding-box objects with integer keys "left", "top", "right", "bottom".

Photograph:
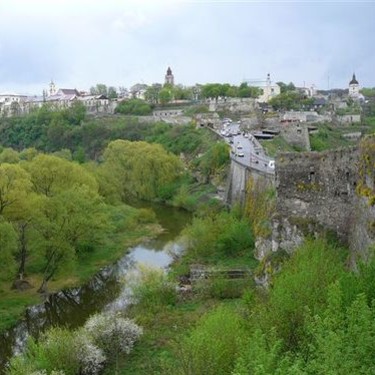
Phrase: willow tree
[
  {"left": 0, "top": 218, "right": 18, "bottom": 280},
  {"left": 23, "top": 154, "right": 98, "bottom": 197},
  {"left": 99, "top": 140, "right": 183, "bottom": 202},
  {"left": 0, "top": 163, "right": 32, "bottom": 215},
  {"left": 35, "top": 186, "right": 108, "bottom": 293},
  {"left": 0, "top": 163, "right": 38, "bottom": 280},
  {"left": 20, "top": 155, "right": 107, "bottom": 293}
]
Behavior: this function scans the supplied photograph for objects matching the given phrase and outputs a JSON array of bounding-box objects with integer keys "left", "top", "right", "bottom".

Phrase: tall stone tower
[
  {"left": 349, "top": 73, "right": 360, "bottom": 98},
  {"left": 165, "top": 67, "right": 174, "bottom": 86}
]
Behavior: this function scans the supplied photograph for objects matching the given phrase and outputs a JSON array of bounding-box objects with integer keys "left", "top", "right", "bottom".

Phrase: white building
[
  {"left": 297, "top": 84, "right": 317, "bottom": 97},
  {"left": 248, "top": 74, "right": 280, "bottom": 103},
  {"left": 0, "top": 92, "right": 28, "bottom": 116},
  {"left": 348, "top": 73, "right": 360, "bottom": 99}
]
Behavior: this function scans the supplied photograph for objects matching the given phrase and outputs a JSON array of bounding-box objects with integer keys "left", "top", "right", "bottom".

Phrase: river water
[{"left": 0, "top": 203, "right": 191, "bottom": 373}]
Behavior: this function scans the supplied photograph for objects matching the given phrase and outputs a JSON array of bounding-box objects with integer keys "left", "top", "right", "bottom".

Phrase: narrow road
[{"left": 219, "top": 121, "right": 275, "bottom": 174}]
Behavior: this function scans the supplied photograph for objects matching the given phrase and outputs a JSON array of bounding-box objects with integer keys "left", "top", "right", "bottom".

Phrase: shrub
[
  {"left": 8, "top": 328, "right": 79, "bottom": 375},
  {"left": 130, "top": 266, "right": 177, "bottom": 312},
  {"left": 84, "top": 312, "right": 143, "bottom": 358},
  {"left": 183, "top": 210, "right": 254, "bottom": 261},
  {"left": 208, "top": 276, "right": 250, "bottom": 299},
  {"left": 166, "top": 305, "right": 244, "bottom": 375},
  {"left": 136, "top": 208, "right": 157, "bottom": 224},
  {"left": 115, "top": 99, "right": 152, "bottom": 116},
  {"left": 74, "top": 330, "right": 106, "bottom": 375}
]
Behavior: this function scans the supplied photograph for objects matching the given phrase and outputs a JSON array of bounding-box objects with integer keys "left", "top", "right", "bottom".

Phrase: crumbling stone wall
[
  {"left": 209, "top": 98, "right": 257, "bottom": 114},
  {"left": 273, "top": 145, "right": 375, "bottom": 259},
  {"left": 279, "top": 123, "right": 311, "bottom": 151},
  {"left": 274, "top": 147, "right": 359, "bottom": 246}
]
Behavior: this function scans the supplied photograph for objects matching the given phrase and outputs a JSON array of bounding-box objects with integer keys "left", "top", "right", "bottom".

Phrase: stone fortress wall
[
  {"left": 226, "top": 158, "right": 274, "bottom": 206},
  {"left": 273, "top": 146, "right": 375, "bottom": 261}
]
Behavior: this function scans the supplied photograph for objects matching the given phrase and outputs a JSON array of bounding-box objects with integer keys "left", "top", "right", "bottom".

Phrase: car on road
[
  {"left": 237, "top": 152, "right": 244, "bottom": 157},
  {"left": 268, "top": 160, "right": 275, "bottom": 169},
  {"left": 236, "top": 143, "right": 243, "bottom": 149}
]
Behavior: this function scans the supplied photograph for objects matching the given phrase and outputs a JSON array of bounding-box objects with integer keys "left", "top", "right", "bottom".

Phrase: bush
[
  {"left": 74, "top": 330, "right": 106, "bottom": 375},
  {"left": 84, "top": 312, "right": 143, "bottom": 358},
  {"left": 8, "top": 328, "right": 79, "bottom": 375},
  {"left": 115, "top": 99, "right": 152, "bottom": 116},
  {"left": 183, "top": 210, "right": 254, "bottom": 262},
  {"left": 207, "top": 276, "right": 250, "bottom": 299},
  {"left": 257, "top": 239, "right": 345, "bottom": 351},
  {"left": 136, "top": 208, "right": 157, "bottom": 224},
  {"left": 8, "top": 312, "right": 142, "bottom": 375},
  {"left": 165, "top": 305, "right": 244, "bottom": 375},
  {"left": 130, "top": 266, "right": 177, "bottom": 313}
]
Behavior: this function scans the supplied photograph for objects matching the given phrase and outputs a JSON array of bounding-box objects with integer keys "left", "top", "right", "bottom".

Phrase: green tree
[
  {"left": 35, "top": 186, "right": 107, "bottom": 293},
  {"left": 269, "top": 91, "right": 313, "bottom": 111},
  {"left": 277, "top": 81, "right": 296, "bottom": 94},
  {"left": 201, "top": 83, "right": 222, "bottom": 99},
  {"left": 0, "top": 148, "right": 20, "bottom": 164},
  {"left": 145, "top": 83, "right": 162, "bottom": 104},
  {"left": 195, "top": 142, "right": 229, "bottom": 182},
  {"left": 107, "top": 86, "right": 118, "bottom": 99},
  {"left": 23, "top": 154, "right": 98, "bottom": 197},
  {"left": 360, "top": 87, "right": 375, "bottom": 98},
  {"left": 63, "top": 101, "right": 86, "bottom": 125},
  {"left": 115, "top": 99, "right": 152, "bottom": 116},
  {"left": 0, "top": 218, "right": 18, "bottom": 280},
  {"left": 238, "top": 82, "right": 262, "bottom": 98},
  {"left": 99, "top": 140, "right": 183, "bottom": 202},
  {"left": 173, "top": 85, "right": 193, "bottom": 100},
  {"left": 90, "top": 83, "right": 108, "bottom": 96},
  {"left": 0, "top": 163, "right": 32, "bottom": 214},
  {"left": 159, "top": 88, "right": 173, "bottom": 105}
]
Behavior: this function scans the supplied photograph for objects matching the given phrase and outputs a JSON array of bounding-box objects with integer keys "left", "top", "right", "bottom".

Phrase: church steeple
[
  {"left": 349, "top": 73, "right": 358, "bottom": 85},
  {"left": 49, "top": 79, "right": 56, "bottom": 96},
  {"left": 165, "top": 67, "right": 174, "bottom": 86},
  {"left": 348, "top": 73, "right": 360, "bottom": 99}
]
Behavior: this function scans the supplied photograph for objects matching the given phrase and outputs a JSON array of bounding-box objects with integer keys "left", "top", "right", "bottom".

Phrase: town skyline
[{"left": 0, "top": 0, "right": 374, "bottom": 94}]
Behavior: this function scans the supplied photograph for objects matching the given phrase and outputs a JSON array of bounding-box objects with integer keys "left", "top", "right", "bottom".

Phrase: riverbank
[
  {"left": 1, "top": 203, "right": 193, "bottom": 374},
  {"left": 103, "top": 207, "right": 259, "bottom": 374},
  {"left": 0, "top": 206, "right": 162, "bottom": 334}
]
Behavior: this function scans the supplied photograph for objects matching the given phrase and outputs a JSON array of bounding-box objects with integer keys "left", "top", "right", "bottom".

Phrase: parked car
[{"left": 268, "top": 160, "right": 275, "bottom": 169}]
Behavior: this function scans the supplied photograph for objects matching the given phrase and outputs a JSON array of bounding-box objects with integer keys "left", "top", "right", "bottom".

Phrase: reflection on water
[{"left": 0, "top": 204, "right": 191, "bottom": 373}]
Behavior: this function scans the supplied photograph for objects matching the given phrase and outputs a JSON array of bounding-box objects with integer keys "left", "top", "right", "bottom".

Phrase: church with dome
[
  {"left": 165, "top": 67, "right": 174, "bottom": 86},
  {"left": 348, "top": 73, "right": 360, "bottom": 99}
]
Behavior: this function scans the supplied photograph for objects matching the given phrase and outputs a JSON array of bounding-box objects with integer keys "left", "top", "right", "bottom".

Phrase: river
[{"left": 0, "top": 203, "right": 191, "bottom": 373}]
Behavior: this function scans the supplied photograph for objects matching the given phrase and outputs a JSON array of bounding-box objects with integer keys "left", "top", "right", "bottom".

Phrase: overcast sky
[{"left": 0, "top": 0, "right": 374, "bottom": 95}]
